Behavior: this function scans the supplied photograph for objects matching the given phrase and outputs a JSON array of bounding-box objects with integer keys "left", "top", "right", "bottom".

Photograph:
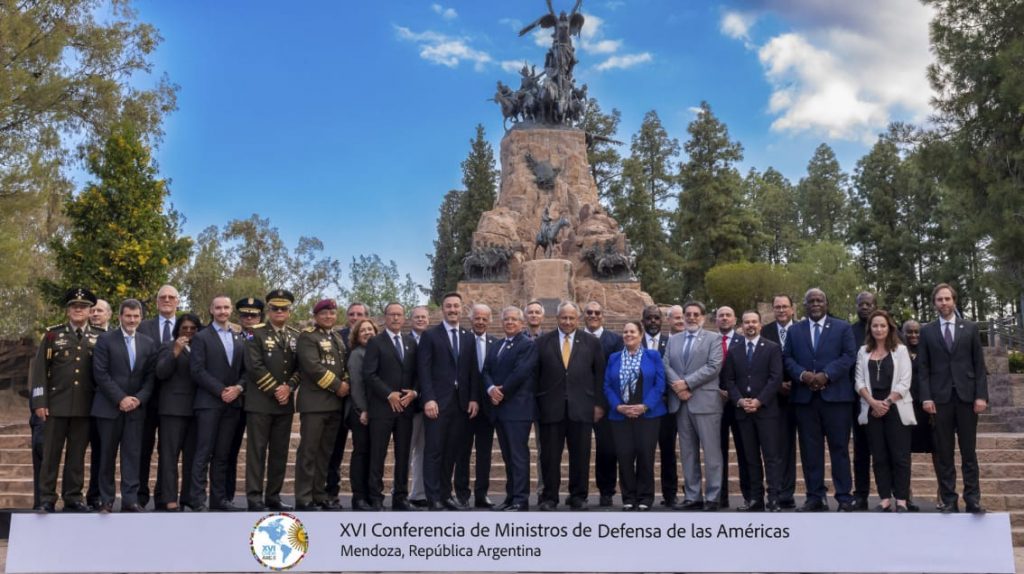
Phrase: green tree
[
  {"left": 744, "top": 167, "right": 802, "bottom": 265},
  {"left": 673, "top": 101, "right": 754, "bottom": 300},
  {"left": 705, "top": 262, "right": 800, "bottom": 312},
  {"left": 796, "top": 143, "right": 849, "bottom": 242},
  {"left": 427, "top": 189, "right": 463, "bottom": 303},
  {"left": 48, "top": 124, "right": 191, "bottom": 305},
  {"left": 924, "top": 0, "right": 1024, "bottom": 317},
  {"left": 339, "top": 254, "right": 422, "bottom": 315},
  {"left": 580, "top": 98, "right": 622, "bottom": 202},
  {"left": 788, "top": 241, "right": 866, "bottom": 320},
  {"left": 450, "top": 124, "right": 497, "bottom": 282}
]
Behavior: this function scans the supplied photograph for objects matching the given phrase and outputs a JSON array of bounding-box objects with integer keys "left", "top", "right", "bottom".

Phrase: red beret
[{"left": 313, "top": 299, "right": 337, "bottom": 314}]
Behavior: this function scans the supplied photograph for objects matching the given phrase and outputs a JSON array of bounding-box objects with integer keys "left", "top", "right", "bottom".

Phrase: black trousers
[
  {"left": 423, "top": 399, "right": 469, "bottom": 503},
  {"left": 324, "top": 413, "right": 350, "bottom": 500},
  {"left": 495, "top": 419, "right": 532, "bottom": 506},
  {"left": 295, "top": 411, "right": 341, "bottom": 506},
  {"left": 611, "top": 417, "right": 659, "bottom": 506},
  {"left": 656, "top": 412, "right": 678, "bottom": 502},
  {"left": 538, "top": 405, "right": 592, "bottom": 505},
  {"left": 720, "top": 404, "right": 750, "bottom": 503},
  {"left": 96, "top": 411, "right": 145, "bottom": 506},
  {"left": 932, "top": 398, "right": 980, "bottom": 506},
  {"left": 39, "top": 415, "right": 89, "bottom": 506},
  {"left": 225, "top": 409, "right": 246, "bottom": 502},
  {"left": 29, "top": 412, "right": 44, "bottom": 509},
  {"left": 865, "top": 410, "right": 912, "bottom": 500},
  {"left": 85, "top": 417, "right": 101, "bottom": 506},
  {"left": 737, "top": 410, "right": 781, "bottom": 503},
  {"left": 245, "top": 411, "right": 293, "bottom": 506},
  {"left": 347, "top": 409, "right": 370, "bottom": 505},
  {"left": 852, "top": 400, "right": 872, "bottom": 500},
  {"left": 369, "top": 414, "right": 413, "bottom": 504},
  {"left": 156, "top": 414, "right": 196, "bottom": 506},
  {"left": 138, "top": 401, "right": 160, "bottom": 507},
  {"left": 190, "top": 407, "right": 240, "bottom": 507},
  {"left": 593, "top": 417, "right": 618, "bottom": 498},
  {"left": 777, "top": 395, "right": 798, "bottom": 503},
  {"left": 455, "top": 411, "right": 494, "bottom": 502},
  {"left": 795, "top": 395, "right": 853, "bottom": 503}
]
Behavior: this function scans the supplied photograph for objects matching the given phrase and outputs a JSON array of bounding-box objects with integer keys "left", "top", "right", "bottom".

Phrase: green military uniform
[
  {"left": 244, "top": 317, "right": 300, "bottom": 510},
  {"left": 294, "top": 323, "right": 347, "bottom": 508},
  {"left": 30, "top": 321, "right": 104, "bottom": 507}
]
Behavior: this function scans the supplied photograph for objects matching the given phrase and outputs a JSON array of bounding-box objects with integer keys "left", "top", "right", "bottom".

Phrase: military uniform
[
  {"left": 244, "top": 290, "right": 298, "bottom": 510},
  {"left": 31, "top": 290, "right": 103, "bottom": 510},
  {"left": 294, "top": 320, "right": 347, "bottom": 509}
]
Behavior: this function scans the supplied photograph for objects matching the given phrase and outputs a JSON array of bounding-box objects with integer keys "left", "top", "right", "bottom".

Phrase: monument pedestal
[{"left": 522, "top": 259, "right": 573, "bottom": 314}]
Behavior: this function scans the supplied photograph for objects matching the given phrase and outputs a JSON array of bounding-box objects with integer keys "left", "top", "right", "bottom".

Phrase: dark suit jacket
[
  {"left": 593, "top": 329, "right": 624, "bottom": 360},
  {"left": 154, "top": 341, "right": 196, "bottom": 417},
  {"left": 483, "top": 332, "right": 537, "bottom": 422},
  {"left": 645, "top": 332, "right": 668, "bottom": 357},
  {"left": 189, "top": 325, "right": 246, "bottom": 411},
  {"left": 717, "top": 331, "right": 744, "bottom": 389},
  {"left": 472, "top": 333, "right": 499, "bottom": 418},
  {"left": 416, "top": 322, "right": 480, "bottom": 411},
  {"left": 722, "top": 337, "right": 783, "bottom": 418},
  {"left": 139, "top": 316, "right": 176, "bottom": 346},
  {"left": 362, "top": 331, "right": 418, "bottom": 419},
  {"left": 917, "top": 318, "right": 987, "bottom": 404},
  {"left": 761, "top": 321, "right": 793, "bottom": 383},
  {"left": 535, "top": 329, "right": 606, "bottom": 423},
  {"left": 91, "top": 329, "right": 157, "bottom": 419},
  {"left": 783, "top": 317, "right": 857, "bottom": 403}
]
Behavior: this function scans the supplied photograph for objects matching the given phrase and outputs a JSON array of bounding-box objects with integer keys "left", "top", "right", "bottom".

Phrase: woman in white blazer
[{"left": 855, "top": 309, "right": 917, "bottom": 512}]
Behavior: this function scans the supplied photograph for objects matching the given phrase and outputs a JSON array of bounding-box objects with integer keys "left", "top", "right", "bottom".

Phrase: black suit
[
  {"left": 535, "top": 329, "right": 606, "bottom": 506},
  {"left": 645, "top": 333, "right": 678, "bottom": 504},
  {"left": 484, "top": 332, "right": 537, "bottom": 507},
  {"left": 188, "top": 325, "right": 246, "bottom": 508},
  {"left": 722, "top": 337, "right": 783, "bottom": 504},
  {"left": 456, "top": 333, "right": 498, "bottom": 504},
  {"left": 137, "top": 316, "right": 174, "bottom": 507},
  {"left": 918, "top": 317, "right": 988, "bottom": 508},
  {"left": 154, "top": 341, "right": 197, "bottom": 507},
  {"left": 326, "top": 326, "right": 353, "bottom": 500},
  {"left": 761, "top": 320, "right": 797, "bottom": 505},
  {"left": 718, "top": 331, "right": 750, "bottom": 505},
  {"left": 849, "top": 320, "right": 871, "bottom": 504},
  {"left": 91, "top": 329, "right": 157, "bottom": 507},
  {"left": 591, "top": 329, "right": 623, "bottom": 501},
  {"left": 363, "top": 330, "right": 418, "bottom": 505},
  {"left": 416, "top": 322, "right": 480, "bottom": 504}
]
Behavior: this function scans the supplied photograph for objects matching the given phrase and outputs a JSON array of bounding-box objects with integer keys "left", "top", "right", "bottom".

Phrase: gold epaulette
[
  {"left": 90, "top": 324, "right": 107, "bottom": 333},
  {"left": 316, "top": 371, "right": 336, "bottom": 389},
  {"left": 286, "top": 325, "right": 300, "bottom": 333},
  {"left": 251, "top": 323, "right": 266, "bottom": 330},
  {"left": 303, "top": 326, "right": 315, "bottom": 333},
  {"left": 46, "top": 324, "right": 65, "bottom": 332}
]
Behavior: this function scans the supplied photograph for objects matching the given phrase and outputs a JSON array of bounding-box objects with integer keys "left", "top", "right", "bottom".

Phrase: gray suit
[{"left": 663, "top": 330, "right": 724, "bottom": 502}]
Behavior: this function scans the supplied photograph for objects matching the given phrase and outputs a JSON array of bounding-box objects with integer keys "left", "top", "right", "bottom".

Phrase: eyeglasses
[
  {"left": 269, "top": 305, "right": 290, "bottom": 312},
  {"left": 240, "top": 312, "right": 261, "bottom": 319},
  {"left": 584, "top": 310, "right": 602, "bottom": 316}
]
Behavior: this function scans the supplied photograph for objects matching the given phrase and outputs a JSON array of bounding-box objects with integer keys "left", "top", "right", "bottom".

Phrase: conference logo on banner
[{"left": 250, "top": 513, "right": 309, "bottom": 570}]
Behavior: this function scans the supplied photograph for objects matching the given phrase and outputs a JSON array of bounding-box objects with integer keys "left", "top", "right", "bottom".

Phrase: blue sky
[{"left": 131, "top": 0, "right": 935, "bottom": 297}]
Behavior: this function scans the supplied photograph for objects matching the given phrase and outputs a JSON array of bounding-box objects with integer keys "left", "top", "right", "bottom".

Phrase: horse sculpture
[{"left": 534, "top": 214, "right": 570, "bottom": 259}]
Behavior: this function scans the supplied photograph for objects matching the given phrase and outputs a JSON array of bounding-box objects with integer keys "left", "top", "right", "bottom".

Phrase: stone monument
[{"left": 458, "top": 0, "right": 653, "bottom": 316}]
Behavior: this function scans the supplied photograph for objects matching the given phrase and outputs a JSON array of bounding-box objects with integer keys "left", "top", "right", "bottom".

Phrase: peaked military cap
[
  {"left": 266, "top": 289, "right": 295, "bottom": 308},
  {"left": 63, "top": 287, "right": 97, "bottom": 307},
  {"left": 235, "top": 297, "right": 265, "bottom": 314}
]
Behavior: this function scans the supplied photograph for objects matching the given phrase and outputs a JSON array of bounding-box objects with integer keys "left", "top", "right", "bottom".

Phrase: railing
[{"left": 986, "top": 316, "right": 1024, "bottom": 352}]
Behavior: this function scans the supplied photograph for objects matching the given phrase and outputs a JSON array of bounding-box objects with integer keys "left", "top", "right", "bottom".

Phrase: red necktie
[{"left": 722, "top": 335, "right": 729, "bottom": 355}]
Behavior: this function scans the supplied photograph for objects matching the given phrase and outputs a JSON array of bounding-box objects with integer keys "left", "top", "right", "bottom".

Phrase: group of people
[{"left": 28, "top": 281, "right": 988, "bottom": 515}]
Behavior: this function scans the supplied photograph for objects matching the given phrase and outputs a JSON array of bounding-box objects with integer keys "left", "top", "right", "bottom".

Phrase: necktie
[
  {"left": 450, "top": 328, "right": 460, "bottom": 359},
  {"left": 126, "top": 335, "right": 135, "bottom": 370},
  {"left": 722, "top": 335, "right": 729, "bottom": 355},
  {"left": 944, "top": 322, "right": 953, "bottom": 351},
  {"left": 647, "top": 337, "right": 654, "bottom": 350},
  {"left": 779, "top": 325, "right": 787, "bottom": 350},
  {"left": 477, "top": 336, "right": 486, "bottom": 372},
  {"left": 682, "top": 333, "right": 694, "bottom": 365},
  {"left": 162, "top": 319, "right": 171, "bottom": 343},
  {"left": 747, "top": 341, "right": 754, "bottom": 363},
  {"left": 75, "top": 328, "right": 83, "bottom": 340},
  {"left": 812, "top": 323, "right": 821, "bottom": 352},
  {"left": 394, "top": 334, "right": 404, "bottom": 361},
  {"left": 497, "top": 338, "right": 512, "bottom": 356},
  {"left": 561, "top": 335, "right": 571, "bottom": 368}
]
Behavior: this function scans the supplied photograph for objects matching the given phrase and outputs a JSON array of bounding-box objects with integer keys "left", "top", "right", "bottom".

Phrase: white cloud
[
  {"left": 498, "top": 17, "right": 523, "bottom": 32},
  {"left": 394, "top": 26, "right": 491, "bottom": 71},
  {"left": 501, "top": 60, "right": 529, "bottom": 74},
  {"left": 595, "top": 52, "right": 652, "bottom": 71},
  {"left": 430, "top": 3, "right": 457, "bottom": 20},
  {"left": 721, "top": 0, "right": 934, "bottom": 141}
]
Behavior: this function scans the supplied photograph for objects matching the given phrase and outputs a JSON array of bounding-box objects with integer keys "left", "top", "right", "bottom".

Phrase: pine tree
[
  {"left": 450, "top": 124, "right": 497, "bottom": 289},
  {"left": 796, "top": 144, "right": 849, "bottom": 242},
  {"left": 744, "top": 167, "right": 801, "bottom": 265},
  {"left": 579, "top": 98, "right": 622, "bottom": 203},
  {"left": 428, "top": 189, "right": 464, "bottom": 303}
]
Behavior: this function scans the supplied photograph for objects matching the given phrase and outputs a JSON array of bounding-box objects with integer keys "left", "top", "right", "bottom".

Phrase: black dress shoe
[
  {"left": 673, "top": 499, "right": 703, "bottom": 511},
  {"left": 493, "top": 501, "right": 512, "bottom": 511},
  {"left": 121, "top": 503, "right": 145, "bottom": 513},
  {"left": 568, "top": 498, "right": 588, "bottom": 510},
  {"left": 873, "top": 504, "right": 892, "bottom": 512},
  {"left": 474, "top": 496, "right": 495, "bottom": 509},
  {"left": 63, "top": 501, "right": 90, "bottom": 513},
  {"left": 392, "top": 500, "right": 422, "bottom": 511},
  {"left": 702, "top": 501, "right": 720, "bottom": 512},
  {"left": 599, "top": 495, "right": 614, "bottom": 507},
  {"left": 938, "top": 501, "right": 959, "bottom": 513},
  {"left": 737, "top": 500, "right": 765, "bottom": 512},
  {"left": 409, "top": 499, "right": 428, "bottom": 508},
  {"left": 211, "top": 500, "right": 242, "bottom": 512},
  {"left": 86, "top": 500, "right": 101, "bottom": 512},
  {"left": 895, "top": 504, "right": 908, "bottom": 513},
  {"left": 352, "top": 499, "right": 374, "bottom": 511},
  {"left": 966, "top": 503, "right": 986, "bottom": 514},
  {"left": 505, "top": 503, "right": 527, "bottom": 512},
  {"left": 837, "top": 501, "right": 857, "bottom": 512},
  {"left": 906, "top": 500, "right": 920, "bottom": 512},
  {"left": 717, "top": 497, "right": 730, "bottom": 509},
  {"left": 766, "top": 500, "right": 781, "bottom": 512},
  {"left": 321, "top": 499, "right": 342, "bottom": 510},
  {"left": 796, "top": 499, "right": 827, "bottom": 512},
  {"left": 777, "top": 498, "right": 796, "bottom": 509},
  {"left": 185, "top": 503, "right": 207, "bottom": 512},
  {"left": 96, "top": 503, "right": 114, "bottom": 513},
  {"left": 538, "top": 500, "right": 557, "bottom": 511},
  {"left": 428, "top": 501, "right": 446, "bottom": 511},
  {"left": 444, "top": 497, "right": 470, "bottom": 511},
  {"left": 38, "top": 502, "right": 56, "bottom": 513},
  {"left": 853, "top": 497, "right": 869, "bottom": 511},
  {"left": 248, "top": 502, "right": 268, "bottom": 512},
  {"left": 138, "top": 495, "right": 150, "bottom": 509},
  {"left": 661, "top": 497, "right": 677, "bottom": 507},
  {"left": 295, "top": 503, "right": 321, "bottom": 512},
  {"left": 266, "top": 501, "right": 294, "bottom": 511}
]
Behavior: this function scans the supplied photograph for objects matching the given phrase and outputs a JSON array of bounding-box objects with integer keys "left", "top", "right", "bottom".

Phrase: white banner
[{"left": 7, "top": 511, "right": 1015, "bottom": 573}]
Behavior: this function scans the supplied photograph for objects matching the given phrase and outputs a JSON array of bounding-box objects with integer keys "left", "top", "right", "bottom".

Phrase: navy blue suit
[
  {"left": 718, "top": 331, "right": 750, "bottom": 505},
  {"left": 484, "top": 332, "right": 537, "bottom": 506},
  {"left": 91, "top": 329, "right": 157, "bottom": 507},
  {"left": 456, "top": 333, "right": 499, "bottom": 503},
  {"left": 591, "top": 329, "right": 624, "bottom": 501},
  {"left": 783, "top": 317, "right": 857, "bottom": 504},
  {"left": 416, "top": 322, "right": 480, "bottom": 504}
]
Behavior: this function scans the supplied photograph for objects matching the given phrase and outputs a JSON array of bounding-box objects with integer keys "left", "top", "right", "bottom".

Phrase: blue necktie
[
  {"left": 682, "top": 334, "right": 694, "bottom": 365},
  {"left": 126, "top": 335, "right": 135, "bottom": 370},
  {"left": 779, "top": 325, "right": 787, "bottom": 350},
  {"left": 162, "top": 319, "right": 171, "bottom": 343},
  {"left": 747, "top": 341, "right": 754, "bottom": 363},
  {"left": 812, "top": 323, "right": 821, "bottom": 352},
  {"left": 394, "top": 334, "right": 404, "bottom": 361},
  {"left": 450, "top": 328, "right": 460, "bottom": 360}
]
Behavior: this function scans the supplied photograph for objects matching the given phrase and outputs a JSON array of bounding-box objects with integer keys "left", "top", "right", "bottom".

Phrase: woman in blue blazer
[{"left": 604, "top": 320, "right": 667, "bottom": 510}]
